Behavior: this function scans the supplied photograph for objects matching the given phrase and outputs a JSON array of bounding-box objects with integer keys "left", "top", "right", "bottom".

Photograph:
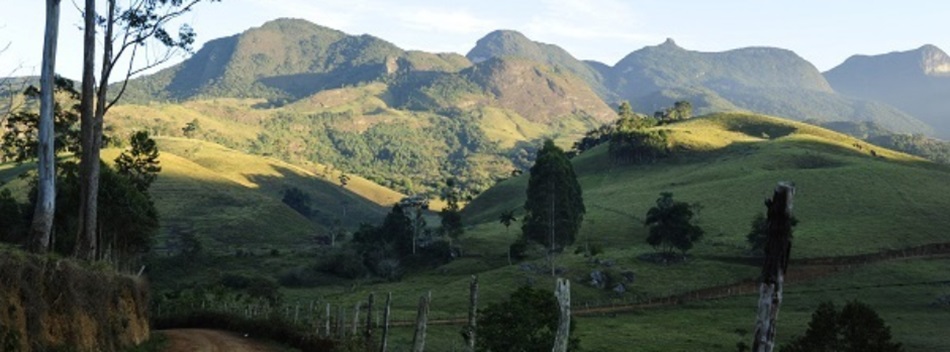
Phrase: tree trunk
[
  {"left": 752, "top": 183, "right": 795, "bottom": 352},
  {"left": 462, "top": 275, "right": 478, "bottom": 351},
  {"left": 411, "top": 291, "right": 430, "bottom": 352},
  {"left": 549, "top": 188, "right": 556, "bottom": 277},
  {"left": 74, "top": 0, "right": 97, "bottom": 260},
  {"left": 379, "top": 292, "right": 391, "bottom": 352},
  {"left": 552, "top": 279, "right": 571, "bottom": 352},
  {"left": 29, "top": 0, "right": 60, "bottom": 254}
]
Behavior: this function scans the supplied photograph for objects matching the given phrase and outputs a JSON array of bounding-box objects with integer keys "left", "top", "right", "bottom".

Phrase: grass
[
  {"left": 105, "top": 137, "right": 406, "bottom": 255},
  {"left": 6, "top": 111, "right": 948, "bottom": 350},
  {"left": 574, "top": 256, "right": 950, "bottom": 351},
  {"left": 464, "top": 112, "right": 950, "bottom": 259}
]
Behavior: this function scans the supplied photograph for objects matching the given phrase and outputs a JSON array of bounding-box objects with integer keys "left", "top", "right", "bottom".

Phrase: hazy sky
[{"left": 2, "top": 0, "right": 949, "bottom": 80}]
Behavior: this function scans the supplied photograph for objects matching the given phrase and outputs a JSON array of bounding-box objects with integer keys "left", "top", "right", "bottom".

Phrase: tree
[
  {"left": 0, "top": 189, "right": 27, "bottom": 244},
  {"left": 499, "top": 209, "right": 516, "bottom": 265},
  {"left": 782, "top": 301, "right": 903, "bottom": 352},
  {"left": 29, "top": 0, "right": 62, "bottom": 253},
  {"left": 476, "top": 285, "right": 579, "bottom": 352},
  {"left": 75, "top": 0, "right": 219, "bottom": 260},
  {"left": 440, "top": 178, "right": 464, "bottom": 245},
  {"left": 281, "top": 187, "right": 313, "bottom": 218},
  {"left": 617, "top": 101, "right": 635, "bottom": 119},
  {"left": 1, "top": 77, "right": 81, "bottom": 163},
  {"left": 673, "top": 100, "right": 693, "bottom": 120},
  {"left": 654, "top": 100, "right": 693, "bottom": 122},
  {"left": 522, "top": 140, "right": 585, "bottom": 250},
  {"left": 644, "top": 192, "right": 704, "bottom": 257},
  {"left": 339, "top": 172, "right": 350, "bottom": 187},
  {"left": 608, "top": 129, "right": 670, "bottom": 163},
  {"left": 114, "top": 130, "right": 161, "bottom": 193},
  {"left": 181, "top": 118, "right": 200, "bottom": 138},
  {"left": 747, "top": 212, "right": 799, "bottom": 255}
]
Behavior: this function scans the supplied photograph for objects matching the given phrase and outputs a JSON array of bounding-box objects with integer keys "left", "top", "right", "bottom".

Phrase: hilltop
[
  {"left": 825, "top": 44, "right": 950, "bottom": 138},
  {"left": 466, "top": 29, "right": 612, "bottom": 99},
  {"left": 604, "top": 39, "right": 933, "bottom": 135}
]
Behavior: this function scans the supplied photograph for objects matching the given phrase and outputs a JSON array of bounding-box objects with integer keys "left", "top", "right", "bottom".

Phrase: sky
[{"left": 2, "top": 0, "right": 949, "bottom": 81}]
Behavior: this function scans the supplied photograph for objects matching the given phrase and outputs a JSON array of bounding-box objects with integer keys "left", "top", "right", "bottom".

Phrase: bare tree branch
[{"left": 103, "top": 0, "right": 204, "bottom": 113}]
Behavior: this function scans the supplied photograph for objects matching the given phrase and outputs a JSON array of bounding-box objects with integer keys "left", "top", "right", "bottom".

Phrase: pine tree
[{"left": 522, "top": 140, "right": 585, "bottom": 251}]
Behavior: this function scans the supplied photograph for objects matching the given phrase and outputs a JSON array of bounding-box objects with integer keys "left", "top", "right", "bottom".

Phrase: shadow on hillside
[
  {"left": 255, "top": 64, "right": 389, "bottom": 103},
  {"left": 244, "top": 164, "right": 390, "bottom": 228}
]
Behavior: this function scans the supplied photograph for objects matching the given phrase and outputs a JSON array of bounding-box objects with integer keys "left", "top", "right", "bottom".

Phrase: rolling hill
[
  {"left": 1, "top": 137, "right": 404, "bottom": 254},
  {"left": 289, "top": 112, "right": 950, "bottom": 351},
  {"left": 825, "top": 44, "right": 950, "bottom": 138}
]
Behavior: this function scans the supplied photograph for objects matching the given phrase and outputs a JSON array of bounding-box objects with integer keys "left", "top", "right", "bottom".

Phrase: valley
[{"left": 3, "top": 11, "right": 950, "bottom": 352}]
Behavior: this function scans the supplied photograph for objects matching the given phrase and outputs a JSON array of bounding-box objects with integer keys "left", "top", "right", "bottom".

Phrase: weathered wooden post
[
  {"left": 380, "top": 292, "right": 392, "bottom": 352},
  {"left": 352, "top": 302, "right": 361, "bottom": 336},
  {"left": 338, "top": 306, "right": 346, "bottom": 338},
  {"left": 461, "top": 275, "right": 478, "bottom": 351},
  {"left": 324, "top": 303, "right": 331, "bottom": 337},
  {"left": 365, "top": 293, "right": 375, "bottom": 345},
  {"left": 752, "top": 182, "right": 795, "bottom": 352},
  {"left": 552, "top": 278, "right": 571, "bottom": 352},
  {"left": 294, "top": 302, "right": 300, "bottom": 325},
  {"left": 411, "top": 291, "right": 431, "bottom": 352}
]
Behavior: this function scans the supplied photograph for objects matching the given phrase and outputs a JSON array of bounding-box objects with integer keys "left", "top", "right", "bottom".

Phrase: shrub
[{"left": 476, "top": 286, "right": 579, "bottom": 352}]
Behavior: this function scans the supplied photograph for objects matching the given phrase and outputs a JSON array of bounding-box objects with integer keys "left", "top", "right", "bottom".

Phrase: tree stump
[
  {"left": 752, "top": 183, "right": 795, "bottom": 352},
  {"left": 552, "top": 278, "right": 571, "bottom": 352},
  {"left": 411, "top": 291, "right": 431, "bottom": 352}
]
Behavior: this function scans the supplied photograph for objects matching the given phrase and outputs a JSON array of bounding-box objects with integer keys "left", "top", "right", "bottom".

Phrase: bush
[
  {"left": 509, "top": 238, "right": 530, "bottom": 261},
  {"left": 477, "top": 286, "right": 579, "bottom": 352},
  {"left": 782, "top": 300, "right": 903, "bottom": 352},
  {"left": 315, "top": 248, "right": 369, "bottom": 279}
]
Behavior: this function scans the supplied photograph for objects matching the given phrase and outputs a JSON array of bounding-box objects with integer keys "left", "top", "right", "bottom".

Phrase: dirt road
[{"left": 158, "top": 329, "right": 287, "bottom": 352}]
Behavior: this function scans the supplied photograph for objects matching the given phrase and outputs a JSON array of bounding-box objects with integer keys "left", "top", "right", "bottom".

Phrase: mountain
[
  {"left": 825, "top": 45, "right": 950, "bottom": 138},
  {"left": 607, "top": 39, "right": 933, "bottom": 135},
  {"left": 121, "top": 18, "right": 470, "bottom": 102},
  {"left": 466, "top": 30, "right": 613, "bottom": 99},
  {"left": 114, "top": 19, "right": 615, "bottom": 197}
]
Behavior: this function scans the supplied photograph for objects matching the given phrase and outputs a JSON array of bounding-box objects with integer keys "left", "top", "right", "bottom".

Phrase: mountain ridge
[{"left": 825, "top": 44, "right": 950, "bottom": 138}]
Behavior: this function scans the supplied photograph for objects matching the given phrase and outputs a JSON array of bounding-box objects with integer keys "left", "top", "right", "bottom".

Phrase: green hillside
[
  {"left": 273, "top": 112, "right": 950, "bottom": 350},
  {"left": 464, "top": 112, "right": 949, "bottom": 258},
  {"left": 110, "top": 137, "right": 402, "bottom": 254},
  {"left": 110, "top": 61, "right": 613, "bottom": 196},
  {"left": 120, "top": 18, "right": 468, "bottom": 102}
]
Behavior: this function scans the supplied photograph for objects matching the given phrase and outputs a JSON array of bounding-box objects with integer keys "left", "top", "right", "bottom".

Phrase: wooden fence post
[
  {"left": 338, "top": 306, "right": 346, "bottom": 338},
  {"left": 365, "top": 293, "right": 375, "bottom": 345},
  {"left": 380, "top": 292, "right": 392, "bottom": 352},
  {"left": 552, "top": 279, "right": 571, "bottom": 352},
  {"left": 752, "top": 182, "right": 795, "bottom": 352},
  {"left": 411, "top": 291, "right": 431, "bottom": 352},
  {"left": 462, "top": 275, "right": 478, "bottom": 351},
  {"left": 352, "top": 302, "right": 361, "bottom": 337},
  {"left": 325, "top": 303, "right": 331, "bottom": 337}
]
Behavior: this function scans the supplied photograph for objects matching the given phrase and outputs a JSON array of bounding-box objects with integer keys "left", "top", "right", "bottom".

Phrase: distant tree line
[{"left": 570, "top": 100, "right": 693, "bottom": 163}]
